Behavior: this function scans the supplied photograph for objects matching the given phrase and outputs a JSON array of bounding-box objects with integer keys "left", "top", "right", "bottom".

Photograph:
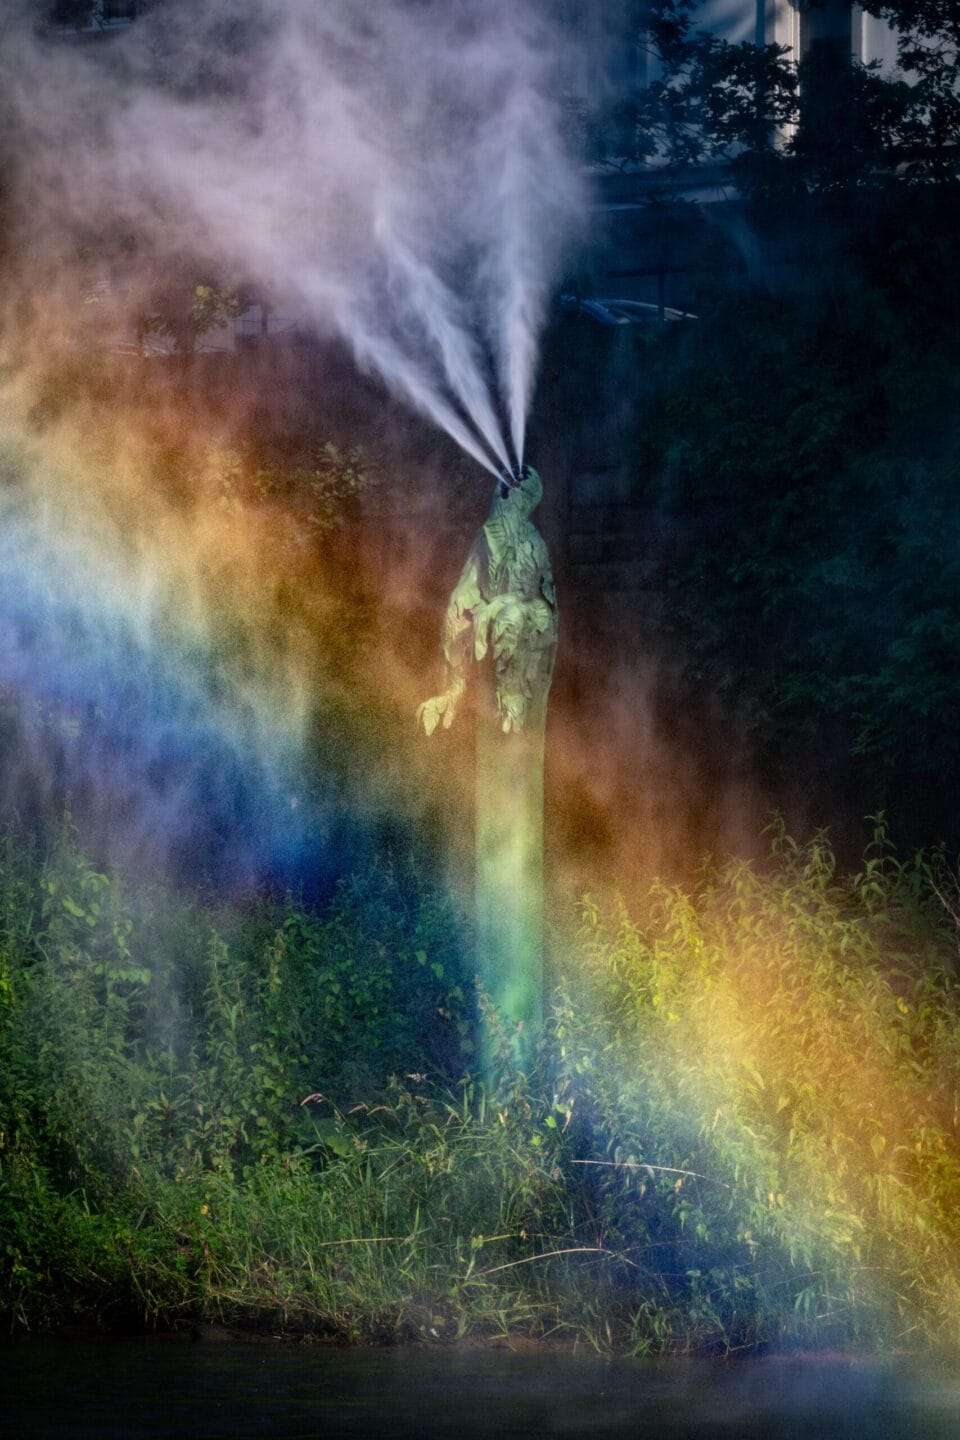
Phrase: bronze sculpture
[
  {"left": 418, "top": 463, "right": 557, "bottom": 1073},
  {"left": 417, "top": 464, "right": 558, "bottom": 739}
]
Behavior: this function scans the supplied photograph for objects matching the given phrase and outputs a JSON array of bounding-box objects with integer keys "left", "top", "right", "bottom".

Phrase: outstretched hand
[{"left": 416, "top": 688, "right": 460, "bottom": 736}]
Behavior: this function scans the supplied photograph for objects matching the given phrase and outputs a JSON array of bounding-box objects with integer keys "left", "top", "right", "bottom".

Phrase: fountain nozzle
[{"left": 499, "top": 462, "right": 530, "bottom": 496}]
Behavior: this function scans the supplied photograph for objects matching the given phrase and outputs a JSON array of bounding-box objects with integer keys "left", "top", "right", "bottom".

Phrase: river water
[{"left": 2, "top": 1337, "right": 958, "bottom": 1439}]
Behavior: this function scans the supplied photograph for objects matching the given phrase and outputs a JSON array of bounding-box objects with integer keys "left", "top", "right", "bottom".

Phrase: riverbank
[{"left": 4, "top": 819, "right": 960, "bottom": 1356}]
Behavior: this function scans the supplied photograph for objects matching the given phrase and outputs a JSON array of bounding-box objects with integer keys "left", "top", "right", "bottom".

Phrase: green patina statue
[
  {"left": 416, "top": 465, "right": 558, "bottom": 738},
  {"left": 418, "top": 463, "right": 557, "bottom": 1072}
]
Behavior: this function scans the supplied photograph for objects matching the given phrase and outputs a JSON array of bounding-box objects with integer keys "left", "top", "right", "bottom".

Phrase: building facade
[{"left": 697, "top": 0, "right": 898, "bottom": 67}]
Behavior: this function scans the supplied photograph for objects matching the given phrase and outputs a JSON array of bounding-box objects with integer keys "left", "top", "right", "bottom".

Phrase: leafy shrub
[
  {"left": 3, "top": 817, "right": 960, "bottom": 1354},
  {"left": 547, "top": 817, "right": 960, "bottom": 1351}
]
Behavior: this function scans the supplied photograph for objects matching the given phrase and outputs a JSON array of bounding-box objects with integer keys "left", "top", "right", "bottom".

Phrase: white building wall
[
  {"left": 694, "top": 1, "right": 801, "bottom": 56},
  {"left": 765, "top": 0, "right": 802, "bottom": 59},
  {"left": 854, "top": 8, "right": 901, "bottom": 69},
  {"left": 695, "top": 0, "right": 759, "bottom": 45},
  {"left": 695, "top": 1, "right": 899, "bottom": 68}
]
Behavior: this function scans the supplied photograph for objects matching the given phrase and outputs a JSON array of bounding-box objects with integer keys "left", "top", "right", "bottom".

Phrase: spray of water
[
  {"left": 4, "top": 0, "right": 584, "bottom": 475},
  {"left": 0, "top": 0, "right": 591, "bottom": 888},
  {"left": 463, "top": 5, "right": 586, "bottom": 466}
]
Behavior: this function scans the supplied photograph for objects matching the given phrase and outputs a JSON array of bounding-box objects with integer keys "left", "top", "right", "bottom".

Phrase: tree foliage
[
  {"left": 595, "top": 0, "right": 960, "bottom": 192},
  {"left": 626, "top": 189, "right": 960, "bottom": 839},
  {"left": 138, "top": 278, "right": 240, "bottom": 355},
  {"left": 5, "top": 816, "right": 960, "bottom": 1351},
  {"left": 568, "top": 3, "right": 960, "bottom": 841}
]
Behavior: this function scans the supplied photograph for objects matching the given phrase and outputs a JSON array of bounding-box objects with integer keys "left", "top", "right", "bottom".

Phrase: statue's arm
[
  {"left": 417, "top": 543, "right": 485, "bottom": 736},
  {"left": 442, "top": 549, "right": 483, "bottom": 667}
]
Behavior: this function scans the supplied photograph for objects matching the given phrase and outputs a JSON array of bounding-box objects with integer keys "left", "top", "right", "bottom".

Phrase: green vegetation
[
  {"left": 3, "top": 816, "right": 960, "bottom": 1354},
  {"left": 593, "top": 1, "right": 960, "bottom": 193},
  {"left": 585, "top": 182, "right": 960, "bottom": 850}
]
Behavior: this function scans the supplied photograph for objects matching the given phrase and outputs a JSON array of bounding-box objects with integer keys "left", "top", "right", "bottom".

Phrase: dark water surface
[{"left": 2, "top": 1336, "right": 958, "bottom": 1439}]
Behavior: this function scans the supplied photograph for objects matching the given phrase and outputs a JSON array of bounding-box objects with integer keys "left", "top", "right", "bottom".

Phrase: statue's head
[{"left": 495, "top": 463, "right": 542, "bottom": 519}]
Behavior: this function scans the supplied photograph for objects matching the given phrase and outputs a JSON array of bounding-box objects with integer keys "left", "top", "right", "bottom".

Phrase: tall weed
[{"left": 2, "top": 817, "right": 960, "bottom": 1353}]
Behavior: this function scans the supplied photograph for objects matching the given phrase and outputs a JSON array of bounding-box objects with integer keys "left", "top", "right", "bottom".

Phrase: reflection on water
[{"left": 2, "top": 1337, "right": 958, "bottom": 1439}]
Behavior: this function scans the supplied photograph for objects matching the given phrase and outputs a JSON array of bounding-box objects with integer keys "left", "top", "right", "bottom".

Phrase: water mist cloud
[
  {"left": 5, "top": 0, "right": 586, "bottom": 473},
  {"left": 0, "top": 0, "right": 589, "bottom": 893},
  {"left": 0, "top": 426, "right": 327, "bottom": 887}
]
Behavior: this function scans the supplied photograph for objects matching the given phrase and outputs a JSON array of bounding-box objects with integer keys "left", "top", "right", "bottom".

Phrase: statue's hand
[{"left": 416, "top": 687, "right": 461, "bottom": 736}]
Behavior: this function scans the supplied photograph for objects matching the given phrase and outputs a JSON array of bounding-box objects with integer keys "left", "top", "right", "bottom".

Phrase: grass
[{"left": 2, "top": 814, "right": 960, "bottom": 1354}]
